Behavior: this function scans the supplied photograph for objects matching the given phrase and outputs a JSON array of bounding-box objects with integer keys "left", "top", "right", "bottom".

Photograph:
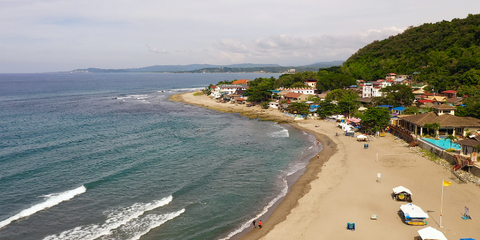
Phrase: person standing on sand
[
  {"left": 258, "top": 220, "right": 262, "bottom": 229},
  {"left": 252, "top": 220, "right": 256, "bottom": 229}
]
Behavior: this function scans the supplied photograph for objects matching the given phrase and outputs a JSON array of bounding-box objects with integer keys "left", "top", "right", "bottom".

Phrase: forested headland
[{"left": 342, "top": 13, "right": 480, "bottom": 94}]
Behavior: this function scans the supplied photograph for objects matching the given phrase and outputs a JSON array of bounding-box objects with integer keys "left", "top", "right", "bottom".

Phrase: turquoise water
[
  {"left": 0, "top": 73, "right": 321, "bottom": 240},
  {"left": 422, "top": 137, "right": 461, "bottom": 150}
]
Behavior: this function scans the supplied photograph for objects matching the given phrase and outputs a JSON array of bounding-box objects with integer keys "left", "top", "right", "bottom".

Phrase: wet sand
[{"left": 171, "top": 92, "right": 480, "bottom": 240}]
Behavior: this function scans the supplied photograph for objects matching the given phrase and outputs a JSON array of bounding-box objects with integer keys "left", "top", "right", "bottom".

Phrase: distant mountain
[
  {"left": 303, "top": 60, "right": 345, "bottom": 68},
  {"left": 70, "top": 62, "right": 343, "bottom": 73}
]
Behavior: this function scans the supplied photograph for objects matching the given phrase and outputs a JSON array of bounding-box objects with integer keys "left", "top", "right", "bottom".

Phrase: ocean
[{"left": 0, "top": 73, "right": 320, "bottom": 240}]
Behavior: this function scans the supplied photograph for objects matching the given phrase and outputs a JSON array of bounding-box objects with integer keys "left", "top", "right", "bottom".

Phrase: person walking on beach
[
  {"left": 258, "top": 220, "right": 262, "bottom": 229},
  {"left": 252, "top": 220, "right": 256, "bottom": 229}
]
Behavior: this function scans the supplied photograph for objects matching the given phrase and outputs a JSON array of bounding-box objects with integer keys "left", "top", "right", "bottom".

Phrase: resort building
[{"left": 394, "top": 104, "right": 480, "bottom": 137}]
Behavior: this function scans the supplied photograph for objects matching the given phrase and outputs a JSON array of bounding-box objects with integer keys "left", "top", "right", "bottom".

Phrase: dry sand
[{"left": 172, "top": 92, "right": 480, "bottom": 240}]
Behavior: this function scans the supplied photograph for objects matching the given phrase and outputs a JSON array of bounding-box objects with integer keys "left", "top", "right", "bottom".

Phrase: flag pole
[{"left": 440, "top": 179, "right": 444, "bottom": 228}]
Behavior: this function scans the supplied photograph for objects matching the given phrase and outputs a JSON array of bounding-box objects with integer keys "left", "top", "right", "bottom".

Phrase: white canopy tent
[
  {"left": 417, "top": 227, "right": 447, "bottom": 240},
  {"left": 357, "top": 135, "right": 368, "bottom": 139},
  {"left": 393, "top": 186, "right": 412, "bottom": 195},
  {"left": 400, "top": 203, "right": 429, "bottom": 219}
]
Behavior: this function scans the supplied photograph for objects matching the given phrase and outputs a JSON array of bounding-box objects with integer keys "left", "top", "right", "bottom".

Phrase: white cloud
[
  {"left": 146, "top": 45, "right": 168, "bottom": 54},
  {"left": 1, "top": 0, "right": 480, "bottom": 72},
  {"left": 211, "top": 27, "right": 405, "bottom": 64}
]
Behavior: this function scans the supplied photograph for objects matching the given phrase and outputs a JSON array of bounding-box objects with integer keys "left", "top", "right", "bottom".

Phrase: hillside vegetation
[{"left": 342, "top": 13, "right": 480, "bottom": 92}]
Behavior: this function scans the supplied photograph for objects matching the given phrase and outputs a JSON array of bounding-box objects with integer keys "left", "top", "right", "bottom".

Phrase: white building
[
  {"left": 276, "top": 87, "right": 316, "bottom": 95},
  {"left": 210, "top": 84, "right": 248, "bottom": 98}
]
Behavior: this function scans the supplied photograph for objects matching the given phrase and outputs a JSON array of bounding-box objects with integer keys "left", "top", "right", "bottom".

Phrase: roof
[
  {"left": 358, "top": 97, "right": 373, "bottom": 103},
  {"left": 304, "top": 79, "right": 317, "bottom": 82},
  {"left": 418, "top": 99, "right": 434, "bottom": 103},
  {"left": 387, "top": 73, "right": 396, "bottom": 75},
  {"left": 377, "top": 105, "right": 394, "bottom": 108},
  {"left": 232, "top": 79, "right": 250, "bottom": 85},
  {"left": 432, "top": 104, "right": 456, "bottom": 110},
  {"left": 400, "top": 203, "right": 429, "bottom": 219},
  {"left": 393, "top": 186, "right": 412, "bottom": 195},
  {"left": 446, "top": 97, "right": 463, "bottom": 103},
  {"left": 284, "top": 92, "right": 303, "bottom": 98},
  {"left": 442, "top": 90, "right": 457, "bottom": 94},
  {"left": 392, "top": 107, "right": 406, "bottom": 111},
  {"left": 455, "top": 135, "right": 480, "bottom": 147},
  {"left": 428, "top": 96, "right": 447, "bottom": 101},
  {"left": 417, "top": 227, "right": 447, "bottom": 240},
  {"left": 398, "top": 112, "right": 480, "bottom": 128}
]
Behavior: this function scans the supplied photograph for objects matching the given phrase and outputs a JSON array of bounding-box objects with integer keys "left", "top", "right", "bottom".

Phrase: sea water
[{"left": 0, "top": 73, "right": 320, "bottom": 240}]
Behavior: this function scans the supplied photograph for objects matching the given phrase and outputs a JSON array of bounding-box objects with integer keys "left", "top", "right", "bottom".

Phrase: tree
[
  {"left": 445, "top": 134, "right": 458, "bottom": 149},
  {"left": 424, "top": 122, "right": 441, "bottom": 138},
  {"left": 286, "top": 102, "right": 310, "bottom": 115},
  {"left": 360, "top": 107, "right": 391, "bottom": 133},
  {"left": 245, "top": 77, "right": 275, "bottom": 103},
  {"left": 316, "top": 73, "right": 356, "bottom": 92},
  {"left": 291, "top": 82, "right": 309, "bottom": 88},
  {"left": 326, "top": 89, "right": 358, "bottom": 116},
  {"left": 316, "top": 100, "right": 338, "bottom": 119},
  {"left": 457, "top": 95, "right": 480, "bottom": 118},
  {"left": 378, "top": 85, "right": 415, "bottom": 107},
  {"left": 403, "top": 106, "right": 419, "bottom": 115}
]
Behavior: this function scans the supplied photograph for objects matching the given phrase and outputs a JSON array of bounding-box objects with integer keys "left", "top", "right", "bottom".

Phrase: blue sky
[{"left": 1, "top": 0, "right": 480, "bottom": 73}]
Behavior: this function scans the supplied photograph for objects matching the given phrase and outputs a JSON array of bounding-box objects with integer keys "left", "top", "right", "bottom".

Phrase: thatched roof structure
[{"left": 398, "top": 112, "right": 480, "bottom": 128}]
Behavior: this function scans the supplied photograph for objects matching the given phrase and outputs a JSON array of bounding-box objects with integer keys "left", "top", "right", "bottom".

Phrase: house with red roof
[
  {"left": 283, "top": 92, "right": 311, "bottom": 102},
  {"left": 386, "top": 73, "right": 396, "bottom": 80},
  {"left": 442, "top": 90, "right": 457, "bottom": 98},
  {"left": 232, "top": 79, "right": 250, "bottom": 85}
]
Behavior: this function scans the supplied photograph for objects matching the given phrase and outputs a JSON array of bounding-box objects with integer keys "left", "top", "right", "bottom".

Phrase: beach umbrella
[{"left": 417, "top": 227, "right": 447, "bottom": 240}]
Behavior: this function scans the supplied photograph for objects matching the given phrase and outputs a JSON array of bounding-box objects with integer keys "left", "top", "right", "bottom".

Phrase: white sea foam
[
  {"left": 122, "top": 208, "right": 185, "bottom": 240},
  {"left": 0, "top": 185, "right": 87, "bottom": 229},
  {"left": 267, "top": 125, "right": 289, "bottom": 138},
  {"left": 44, "top": 195, "right": 173, "bottom": 240},
  {"left": 219, "top": 179, "right": 289, "bottom": 240},
  {"left": 166, "top": 87, "right": 204, "bottom": 92}
]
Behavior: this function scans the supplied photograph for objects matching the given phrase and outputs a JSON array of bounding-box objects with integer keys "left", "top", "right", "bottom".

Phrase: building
[
  {"left": 276, "top": 87, "right": 316, "bottom": 95},
  {"left": 394, "top": 104, "right": 480, "bottom": 137},
  {"left": 304, "top": 79, "right": 318, "bottom": 89}
]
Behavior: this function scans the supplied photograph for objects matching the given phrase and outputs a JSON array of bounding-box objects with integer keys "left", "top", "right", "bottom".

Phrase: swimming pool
[{"left": 421, "top": 137, "right": 461, "bottom": 150}]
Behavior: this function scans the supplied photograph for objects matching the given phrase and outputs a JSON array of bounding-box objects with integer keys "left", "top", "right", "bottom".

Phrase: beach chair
[{"left": 347, "top": 222, "right": 355, "bottom": 231}]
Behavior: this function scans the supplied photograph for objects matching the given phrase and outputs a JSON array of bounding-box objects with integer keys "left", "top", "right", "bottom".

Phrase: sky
[{"left": 1, "top": 0, "right": 480, "bottom": 73}]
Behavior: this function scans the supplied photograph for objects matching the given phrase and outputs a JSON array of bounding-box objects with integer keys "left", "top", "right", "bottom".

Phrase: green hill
[{"left": 342, "top": 13, "right": 480, "bottom": 92}]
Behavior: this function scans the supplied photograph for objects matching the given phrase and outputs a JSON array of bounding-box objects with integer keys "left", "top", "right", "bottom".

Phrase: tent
[
  {"left": 356, "top": 135, "right": 368, "bottom": 141},
  {"left": 400, "top": 203, "right": 428, "bottom": 225},
  {"left": 393, "top": 186, "right": 412, "bottom": 202},
  {"left": 417, "top": 227, "right": 447, "bottom": 240}
]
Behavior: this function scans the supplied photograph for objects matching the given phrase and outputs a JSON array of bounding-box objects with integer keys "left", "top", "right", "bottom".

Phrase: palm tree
[
  {"left": 445, "top": 134, "right": 458, "bottom": 150},
  {"left": 423, "top": 122, "right": 441, "bottom": 138}
]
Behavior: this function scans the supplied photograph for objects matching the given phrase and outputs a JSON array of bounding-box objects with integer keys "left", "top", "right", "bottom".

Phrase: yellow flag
[{"left": 443, "top": 180, "right": 452, "bottom": 186}]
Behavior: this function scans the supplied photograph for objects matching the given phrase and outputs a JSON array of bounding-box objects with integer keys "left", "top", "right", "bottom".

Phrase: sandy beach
[{"left": 172, "top": 92, "right": 480, "bottom": 240}]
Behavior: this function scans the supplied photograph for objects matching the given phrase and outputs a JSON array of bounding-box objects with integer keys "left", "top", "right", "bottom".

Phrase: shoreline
[
  {"left": 170, "top": 92, "right": 337, "bottom": 239},
  {"left": 171, "top": 91, "right": 480, "bottom": 240}
]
